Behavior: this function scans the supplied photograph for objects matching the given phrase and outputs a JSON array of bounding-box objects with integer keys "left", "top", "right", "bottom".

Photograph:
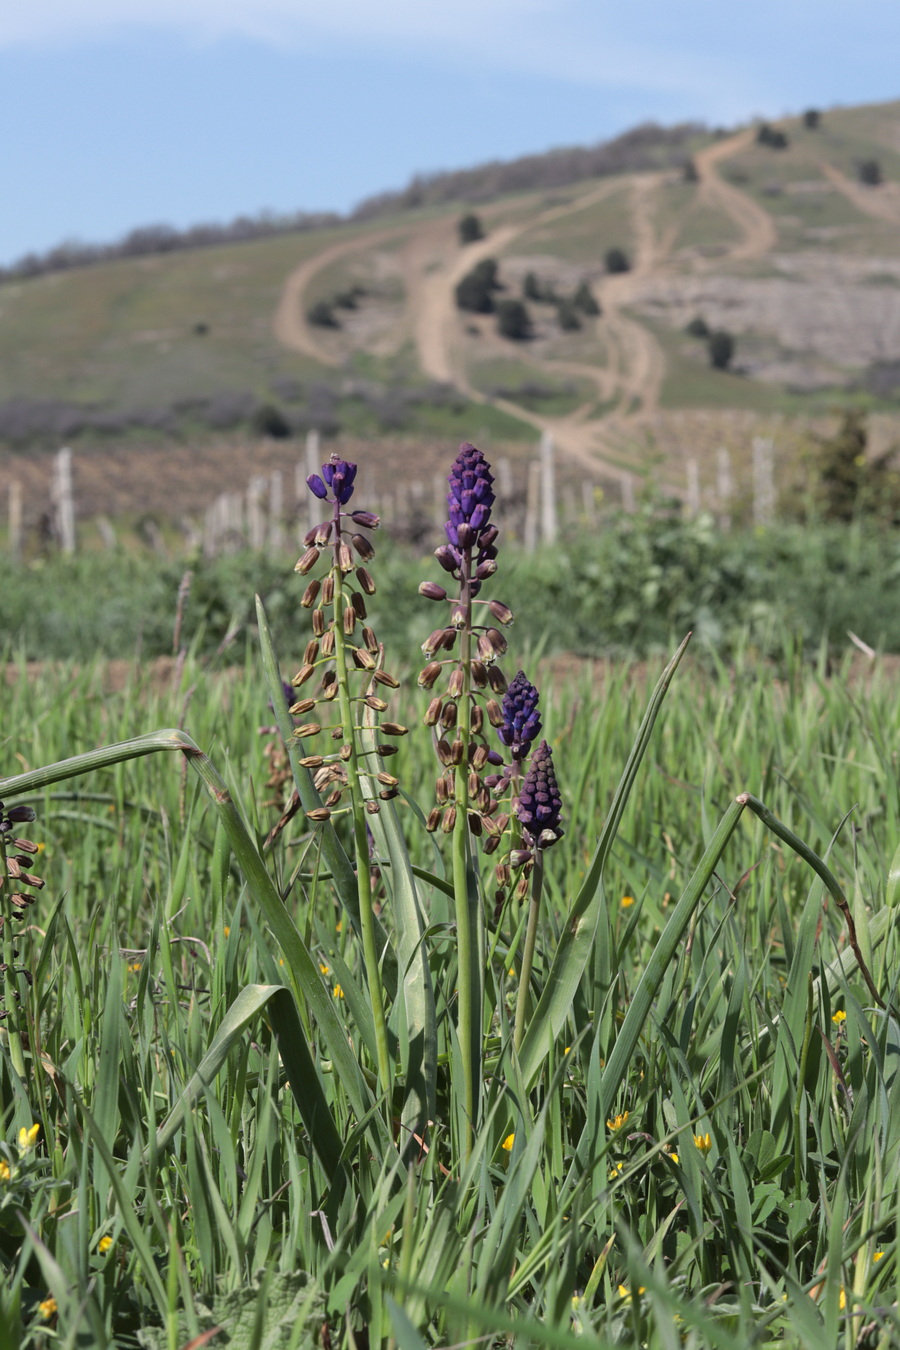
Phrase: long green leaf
[
  {"left": 518, "top": 633, "right": 691, "bottom": 1087},
  {"left": 154, "top": 983, "right": 345, "bottom": 1183}
]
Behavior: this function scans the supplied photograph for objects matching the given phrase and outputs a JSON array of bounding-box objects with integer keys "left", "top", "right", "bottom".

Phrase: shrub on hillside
[
  {"left": 858, "top": 159, "right": 883, "bottom": 186},
  {"left": 756, "top": 124, "right": 789, "bottom": 150},
  {"left": 803, "top": 109, "right": 821, "bottom": 129},
  {"left": 572, "top": 280, "right": 600, "bottom": 315},
  {"left": 496, "top": 299, "right": 531, "bottom": 340},
  {"left": 683, "top": 157, "right": 699, "bottom": 182},
  {"left": 458, "top": 213, "right": 485, "bottom": 244},
  {"left": 708, "top": 330, "right": 735, "bottom": 370},
  {"left": 455, "top": 258, "right": 501, "bottom": 313},
  {"left": 685, "top": 316, "right": 710, "bottom": 338},
  {"left": 523, "top": 271, "right": 543, "bottom": 301},
  {"left": 556, "top": 300, "right": 582, "bottom": 331},
  {"left": 605, "top": 247, "right": 630, "bottom": 274},
  {"left": 307, "top": 300, "right": 339, "bottom": 328},
  {"left": 251, "top": 403, "right": 292, "bottom": 439}
]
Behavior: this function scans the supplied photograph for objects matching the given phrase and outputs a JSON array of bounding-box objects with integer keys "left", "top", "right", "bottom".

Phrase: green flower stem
[
  {"left": 0, "top": 841, "right": 27, "bottom": 1081},
  {"left": 330, "top": 549, "right": 393, "bottom": 1105},
  {"left": 513, "top": 851, "right": 544, "bottom": 1054},
  {"left": 453, "top": 561, "right": 481, "bottom": 1159}
]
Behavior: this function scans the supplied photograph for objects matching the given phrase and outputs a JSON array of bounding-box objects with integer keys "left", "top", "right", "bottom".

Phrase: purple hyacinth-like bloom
[
  {"left": 309, "top": 456, "right": 357, "bottom": 505},
  {"left": 445, "top": 442, "right": 494, "bottom": 555},
  {"left": 515, "top": 741, "right": 563, "bottom": 849},
  {"left": 497, "top": 670, "right": 542, "bottom": 760}
]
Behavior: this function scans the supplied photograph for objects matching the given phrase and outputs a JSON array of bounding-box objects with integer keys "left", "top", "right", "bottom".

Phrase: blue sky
[{"left": 2, "top": 0, "right": 898, "bottom": 265}]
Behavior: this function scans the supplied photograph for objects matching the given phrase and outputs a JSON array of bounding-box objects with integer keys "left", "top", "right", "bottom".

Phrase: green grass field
[{"left": 3, "top": 456, "right": 900, "bottom": 1343}]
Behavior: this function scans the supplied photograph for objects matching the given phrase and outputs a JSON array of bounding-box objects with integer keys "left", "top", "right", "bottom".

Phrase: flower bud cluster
[
  {"left": 0, "top": 801, "right": 42, "bottom": 1002},
  {"left": 420, "top": 443, "right": 513, "bottom": 846},
  {"left": 294, "top": 455, "right": 407, "bottom": 822}
]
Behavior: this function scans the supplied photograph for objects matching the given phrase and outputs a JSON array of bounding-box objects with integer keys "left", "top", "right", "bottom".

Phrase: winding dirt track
[
  {"left": 273, "top": 129, "right": 777, "bottom": 485},
  {"left": 820, "top": 162, "right": 900, "bottom": 226}
]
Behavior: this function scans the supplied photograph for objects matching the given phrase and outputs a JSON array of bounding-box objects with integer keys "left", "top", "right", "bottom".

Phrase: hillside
[{"left": 2, "top": 100, "right": 900, "bottom": 520}]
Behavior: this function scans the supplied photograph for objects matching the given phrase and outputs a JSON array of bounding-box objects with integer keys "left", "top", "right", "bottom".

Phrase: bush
[
  {"left": 307, "top": 300, "right": 339, "bottom": 328},
  {"left": 496, "top": 299, "right": 531, "bottom": 340},
  {"left": 458, "top": 213, "right": 485, "bottom": 244},
  {"left": 556, "top": 300, "right": 582, "bottom": 332},
  {"left": 605, "top": 247, "right": 630, "bottom": 274},
  {"left": 523, "top": 271, "right": 543, "bottom": 301},
  {"left": 814, "top": 410, "right": 900, "bottom": 522},
  {"left": 803, "top": 109, "right": 821, "bottom": 129},
  {"left": 572, "top": 281, "right": 600, "bottom": 315},
  {"left": 455, "top": 259, "right": 501, "bottom": 314},
  {"left": 334, "top": 286, "right": 365, "bottom": 310},
  {"left": 859, "top": 159, "right": 883, "bottom": 186},
  {"left": 251, "top": 403, "right": 292, "bottom": 439},
  {"left": 683, "top": 157, "right": 699, "bottom": 183},
  {"left": 685, "top": 316, "right": 710, "bottom": 338},
  {"left": 756, "top": 123, "right": 789, "bottom": 150},
  {"left": 708, "top": 330, "right": 735, "bottom": 370}
]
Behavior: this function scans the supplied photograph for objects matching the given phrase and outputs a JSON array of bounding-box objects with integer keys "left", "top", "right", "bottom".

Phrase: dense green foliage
[
  {"left": 7, "top": 512, "right": 900, "bottom": 664},
  {"left": 2, "top": 618, "right": 900, "bottom": 1344}
]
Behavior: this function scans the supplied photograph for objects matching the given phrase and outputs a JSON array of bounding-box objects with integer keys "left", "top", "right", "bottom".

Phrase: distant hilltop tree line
[
  {"left": 0, "top": 211, "right": 343, "bottom": 286},
  {"left": 0, "top": 120, "right": 703, "bottom": 285}
]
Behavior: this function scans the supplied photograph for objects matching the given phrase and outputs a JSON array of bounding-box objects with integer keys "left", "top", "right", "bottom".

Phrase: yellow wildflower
[
  {"left": 0, "top": 1161, "right": 9, "bottom": 1181},
  {"left": 618, "top": 1285, "right": 645, "bottom": 1299},
  {"left": 667, "top": 1150, "right": 679, "bottom": 1164},
  {"left": 38, "top": 1297, "right": 57, "bottom": 1319},
  {"left": 839, "top": 1288, "right": 847, "bottom": 1310},
  {"left": 335, "top": 919, "right": 343, "bottom": 933},
  {"left": 128, "top": 962, "right": 142, "bottom": 973},
  {"left": 501, "top": 1133, "right": 515, "bottom": 1151},
  {"left": 621, "top": 895, "right": 635, "bottom": 908},
  {"left": 608, "top": 1162, "right": 624, "bottom": 1180},
  {"left": 319, "top": 962, "right": 331, "bottom": 975},
  {"left": 223, "top": 926, "right": 231, "bottom": 938},
  {"left": 98, "top": 1236, "right": 113, "bottom": 1254},
  {"left": 874, "top": 1250, "right": 885, "bottom": 1262},
  {"left": 563, "top": 1046, "right": 571, "bottom": 1055},
  {"left": 333, "top": 984, "right": 344, "bottom": 999},
  {"left": 18, "top": 1124, "right": 39, "bottom": 1154},
  {"left": 693, "top": 1132, "right": 712, "bottom": 1155},
  {"left": 832, "top": 1010, "right": 847, "bottom": 1025},
  {"left": 606, "top": 1111, "right": 629, "bottom": 1132}
]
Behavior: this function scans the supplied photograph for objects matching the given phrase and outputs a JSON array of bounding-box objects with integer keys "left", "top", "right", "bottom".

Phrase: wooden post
[
  {"left": 524, "top": 461, "right": 541, "bottom": 552},
  {"left": 268, "top": 471, "right": 284, "bottom": 553},
  {"left": 621, "top": 474, "right": 636, "bottom": 514},
  {"left": 752, "top": 437, "right": 775, "bottom": 526},
  {"left": 581, "top": 480, "right": 598, "bottom": 527},
  {"left": 685, "top": 458, "right": 701, "bottom": 518},
  {"left": 52, "top": 447, "right": 76, "bottom": 554},
  {"left": 8, "top": 481, "right": 22, "bottom": 559},
  {"left": 96, "top": 516, "right": 117, "bottom": 550},
  {"left": 496, "top": 456, "right": 513, "bottom": 503},
  {"left": 247, "top": 475, "right": 267, "bottom": 551},
  {"left": 716, "top": 447, "right": 733, "bottom": 530},
  {"left": 305, "top": 430, "right": 321, "bottom": 533},
  {"left": 540, "top": 431, "right": 557, "bottom": 544}
]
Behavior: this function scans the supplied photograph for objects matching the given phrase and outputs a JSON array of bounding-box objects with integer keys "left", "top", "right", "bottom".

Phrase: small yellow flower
[
  {"left": 0, "top": 1161, "right": 9, "bottom": 1182},
  {"left": 563, "top": 1046, "right": 571, "bottom": 1055},
  {"left": 279, "top": 958, "right": 284, "bottom": 966},
  {"left": 18, "top": 1124, "right": 40, "bottom": 1154},
  {"left": 36, "top": 842, "right": 46, "bottom": 853},
  {"left": 874, "top": 1250, "right": 885, "bottom": 1262},
  {"left": 508, "top": 967, "right": 516, "bottom": 977},
  {"left": 832, "top": 1010, "right": 846, "bottom": 1026},
  {"left": 693, "top": 1132, "right": 712, "bottom": 1155},
  {"left": 319, "top": 962, "right": 331, "bottom": 975},
  {"left": 38, "top": 1297, "right": 57, "bottom": 1319},
  {"left": 607, "top": 1111, "right": 629, "bottom": 1132},
  {"left": 223, "top": 926, "right": 231, "bottom": 938},
  {"left": 621, "top": 895, "right": 635, "bottom": 908},
  {"left": 335, "top": 920, "right": 343, "bottom": 934},
  {"left": 128, "top": 962, "right": 142, "bottom": 973},
  {"left": 608, "top": 1162, "right": 624, "bottom": 1180},
  {"left": 333, "top": 985, "right": 344, "bottom": 999},
  {"left": 501, "top": 1133, "right": 515, "bottom": 1151},
  {"left": 618, "top": 1285, "right": 645, "bottom": 1299},
  {"left": 667, "top": 1150, "right": 679, "bottom": 1164},
  {"left": 839, "top": 1288, "right": 847, "bottom": 1310},
  {"left": 98, "top": 1236, "right": 113, "bottom": 1254}
]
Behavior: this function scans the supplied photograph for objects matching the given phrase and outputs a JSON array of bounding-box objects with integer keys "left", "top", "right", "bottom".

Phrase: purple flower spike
[
  {"left": 307, "top": 473, "right": 328, "bottom": 500},
  {"left": 446, "top": 443, "right": 495, "bottom": 552},
  {"left": 497, "top": 671, "right": 542, "bottom": 760},
  {"left": 321, "top": 457, "right": 357, "bottom": 505},
  {"left": 516, "top": 741, "right": 564, "bottom": 849}
]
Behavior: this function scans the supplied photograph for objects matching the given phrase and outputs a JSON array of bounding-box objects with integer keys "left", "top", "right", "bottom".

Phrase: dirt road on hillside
[
  {"left": 273, "top": 225, "right": 409, "bottom": 365},
  {"left": 272, "top": 129, "right": 779, "bottom": 491},
  {"left": 820, "top": 162, "right": 900, "bottom": 226},
  {"left": 693, "top": 130, "right": 778, "bottom": 261}
]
